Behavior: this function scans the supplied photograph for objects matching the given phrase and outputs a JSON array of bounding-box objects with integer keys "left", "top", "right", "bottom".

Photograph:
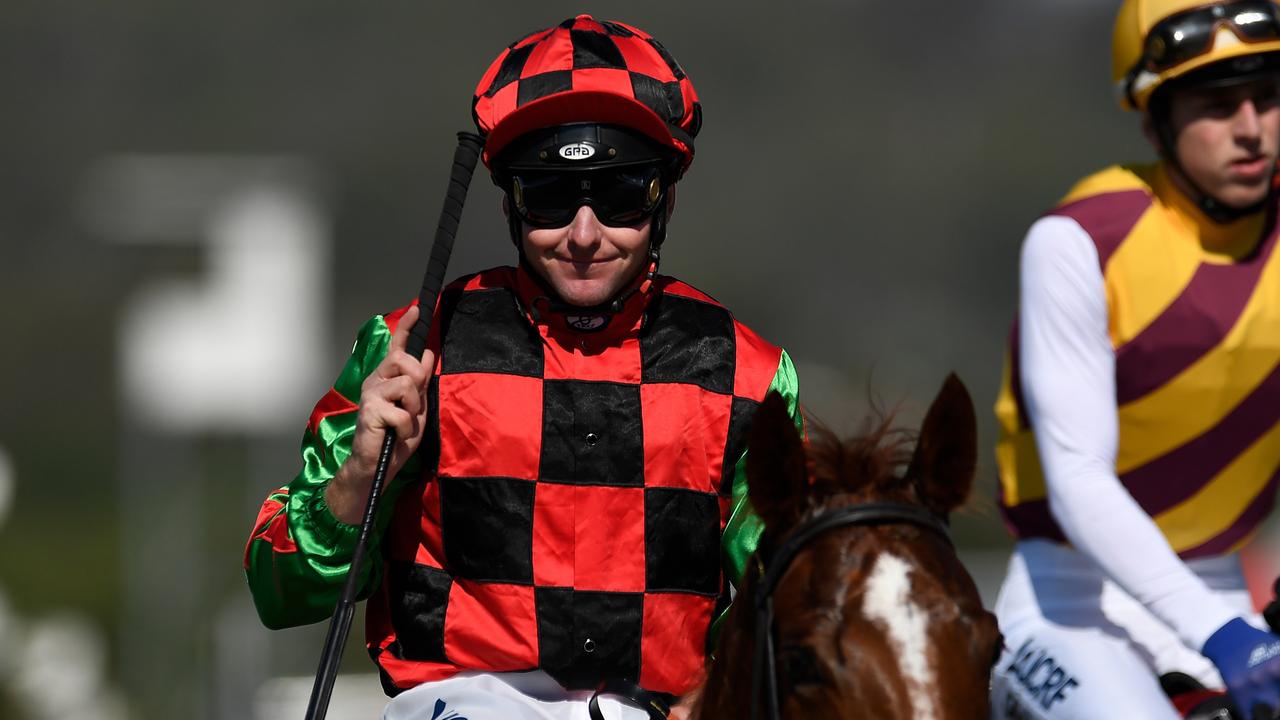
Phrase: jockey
[
  {"left": 990, "top": 1, "right": 1280, "bottom": 718},
  {"left": 243, "top": 15, "right": 802, "bottom": 720}
]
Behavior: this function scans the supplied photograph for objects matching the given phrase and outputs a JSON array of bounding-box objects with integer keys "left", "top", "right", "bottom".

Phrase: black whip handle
[
  {"left": 406, "top": 132, "right": 484, "bottom": 360},
  {"left": 304, "top": 131, "right": 484, "bottom": 720}
]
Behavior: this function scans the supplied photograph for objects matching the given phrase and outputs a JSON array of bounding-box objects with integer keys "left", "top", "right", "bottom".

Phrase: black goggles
[
  {"left": 1140, "top": 1, "right": 1280, "bottom": 73},
  {"left": 505, "top": 164, "right": 666, "bottom": 229}
]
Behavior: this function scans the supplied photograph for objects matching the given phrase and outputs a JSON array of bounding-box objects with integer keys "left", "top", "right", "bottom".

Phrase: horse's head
[{"left": 699, "top": 374, "right": 1001, "bottom": 720}]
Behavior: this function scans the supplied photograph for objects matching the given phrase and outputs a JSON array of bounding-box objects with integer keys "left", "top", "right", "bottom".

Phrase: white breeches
[
  {"left": 989, "top": 540, "right": 1257, "bottom": 720},
  {"left": 382, "top": 670, "right": 652, "bottom": 720}
]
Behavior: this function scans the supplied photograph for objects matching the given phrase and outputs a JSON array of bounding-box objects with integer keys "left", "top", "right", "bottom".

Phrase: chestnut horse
[{"left": 696, "top": 374, "right": 1002, "bottom": 720}]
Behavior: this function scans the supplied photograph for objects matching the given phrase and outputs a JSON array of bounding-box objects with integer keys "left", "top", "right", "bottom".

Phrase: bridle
[{"left": 748, "top": 501, "right": 954, "bottom": 720}]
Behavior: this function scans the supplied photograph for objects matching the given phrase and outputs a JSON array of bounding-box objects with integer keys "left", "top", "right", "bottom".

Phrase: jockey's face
[
  {"left": 1165, "top": 75, "right": 1280, "bottom": 210},
  {"left": 520, "top": 204, "right": 652, "bottom": 308}
]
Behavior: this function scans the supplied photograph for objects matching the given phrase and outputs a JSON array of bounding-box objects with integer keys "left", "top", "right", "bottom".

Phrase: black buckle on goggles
[{"left": 1136, "top": 1, "right": 1280, "bottom": 78}]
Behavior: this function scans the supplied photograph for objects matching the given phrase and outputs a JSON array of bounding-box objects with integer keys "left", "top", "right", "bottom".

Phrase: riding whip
[{"left": 304, "top": 131, "right": 485, "bottom": 720}]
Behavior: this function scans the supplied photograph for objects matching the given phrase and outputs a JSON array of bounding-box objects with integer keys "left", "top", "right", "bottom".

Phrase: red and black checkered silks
[
  {"left": 472, "top": 15, "right": 702, "bottom": 171},
  {"left": 364, "top": 268, "right": 782, "bottom": 697}
]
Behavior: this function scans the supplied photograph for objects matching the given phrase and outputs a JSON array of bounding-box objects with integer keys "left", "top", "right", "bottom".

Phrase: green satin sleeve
[
  {"left": 710, "top": 349, "right": 801, "bottom": 643},
  {"left": 244, "top": 313, "right": 423, "bottom": 630}
]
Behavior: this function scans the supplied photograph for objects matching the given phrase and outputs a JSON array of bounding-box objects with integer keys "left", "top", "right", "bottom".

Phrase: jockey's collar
[{"left": 514, "top": 263, "right": 656, "bottom": 339}]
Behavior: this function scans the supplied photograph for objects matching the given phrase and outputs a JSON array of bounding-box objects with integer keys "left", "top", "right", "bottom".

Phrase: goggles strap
[
  {"left": 1125, "top": 2, "right": 1280, "bottom": 104},
  {"left": 650, "top": 191, "right": 669, "bottom": 250},
  {"left": 506, "top": 193, "right": 523, "bottom": 250}
]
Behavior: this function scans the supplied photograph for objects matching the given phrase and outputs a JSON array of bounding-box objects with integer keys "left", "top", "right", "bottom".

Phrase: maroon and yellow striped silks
[{"left": 995, "top": 163, "right": 1280, "bottom": 558}]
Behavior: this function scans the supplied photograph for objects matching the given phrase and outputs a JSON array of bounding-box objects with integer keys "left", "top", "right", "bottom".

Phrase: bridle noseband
[{"left": 749, "top": 501, "right": 953, "bottom": 720}]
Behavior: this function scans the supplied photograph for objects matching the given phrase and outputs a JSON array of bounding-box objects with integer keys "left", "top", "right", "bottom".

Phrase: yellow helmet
[{"left": 1113, "top": 0, "right": 1280, "bottom": 111}]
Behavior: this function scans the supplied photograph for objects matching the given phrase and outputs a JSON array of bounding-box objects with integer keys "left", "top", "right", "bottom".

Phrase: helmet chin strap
[
  {"left": 508, "top": 194, "right": 668, "bottom": 320},
  {"left": 1152, "top": 110, "right": 1273, "bottom": 223}
]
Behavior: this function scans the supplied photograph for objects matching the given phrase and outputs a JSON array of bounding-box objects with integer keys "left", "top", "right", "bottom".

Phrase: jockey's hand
[
  {"left": 1202, "top": 617, "right": 1280, "bottom": 719},
  {"left": 325, "top": 304, "right": 433, "bottom": 525}
]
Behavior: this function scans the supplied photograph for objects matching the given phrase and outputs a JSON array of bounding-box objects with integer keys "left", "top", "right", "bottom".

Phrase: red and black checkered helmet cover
[{"left": 472, "top": 15, "right": 701, "bottom": 174}]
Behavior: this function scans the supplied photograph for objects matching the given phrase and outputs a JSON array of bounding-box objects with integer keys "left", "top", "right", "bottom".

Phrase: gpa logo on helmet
[{"left": 558, "top": 143, "right": 596, "bottom": 161}]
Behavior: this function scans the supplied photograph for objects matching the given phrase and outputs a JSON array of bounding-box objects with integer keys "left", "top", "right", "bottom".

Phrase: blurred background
[{"left": 1, "top": 1, "right": 1276, "bottom": 718}]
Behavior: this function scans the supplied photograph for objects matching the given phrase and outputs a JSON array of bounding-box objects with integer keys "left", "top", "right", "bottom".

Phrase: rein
[{"left": 749, "top": 501, "right": 953, "bottom": 720}]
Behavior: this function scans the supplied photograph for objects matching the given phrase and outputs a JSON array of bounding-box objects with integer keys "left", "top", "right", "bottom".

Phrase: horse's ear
[
  {"left": 746, "top": 392, "right": 807, "bottom": 525},
  {"left": 905, "top": 373, "right": 976, "bottom": 516}
]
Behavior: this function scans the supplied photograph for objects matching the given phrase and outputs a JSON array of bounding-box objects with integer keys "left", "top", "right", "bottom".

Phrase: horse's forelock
[{"left": 804, "top": 411, "right": 916, "bottom": 497}]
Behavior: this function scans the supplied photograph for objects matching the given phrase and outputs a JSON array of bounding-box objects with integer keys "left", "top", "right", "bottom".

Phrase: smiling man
[
  {"left": 990, "top": 1, "right": 1280, "bottom": 718},
  {"left": 244, "top": 15, "right": 801, "bottom": 720}
]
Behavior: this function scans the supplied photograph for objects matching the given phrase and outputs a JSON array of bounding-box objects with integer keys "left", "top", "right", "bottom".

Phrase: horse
[{"left": 695, "top": 374, "right": 1002, "bottom": 720}]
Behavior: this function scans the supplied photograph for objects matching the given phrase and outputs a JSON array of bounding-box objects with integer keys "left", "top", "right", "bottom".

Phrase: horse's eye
[{"left": 778, "top": 645, "right": 826, "bottom": 688}]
